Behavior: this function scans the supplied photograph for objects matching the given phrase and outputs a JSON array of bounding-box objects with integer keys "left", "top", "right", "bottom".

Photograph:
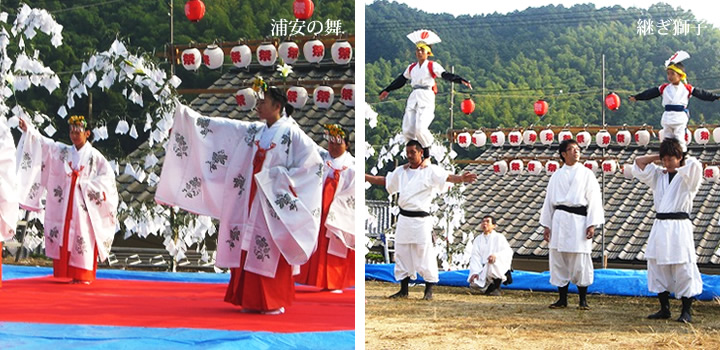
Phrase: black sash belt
[
  {"left": 664, "top": 104, "right": 687, "bottom": 112},
  {"left": 656, "top": 212, "right": 690, "bottom": 220},
  {"left": 555, "top": 205, "right": 588, "bottom": 216},
  {"left": 399, "top": 208, "right": 431, "bottom": 217}
]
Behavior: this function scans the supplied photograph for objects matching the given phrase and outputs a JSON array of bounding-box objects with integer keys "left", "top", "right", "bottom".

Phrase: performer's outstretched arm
[
  {"left": 446, "top": 172, "right": 477, "bottom": 184},
  {"left": 365, "top": 174, "right": 386, "bottom": 186},
  {"left": 440, "top": 72, "right": 472, "bottom": 89},
  {"left": 379, "top": 74, "right": 409, "bottom": 100},
  {"left": 629, "top": 87, "right": 661, "bottom": 102},
  {"left": 691, "top": 87, "right": 720, "bottom": 101}
]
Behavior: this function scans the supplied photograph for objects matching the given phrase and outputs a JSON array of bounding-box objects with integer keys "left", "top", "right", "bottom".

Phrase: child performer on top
[
  {"left": 630, "top": 50, "right": 720, "bottom": 152},
  {"left": 379, "top": 29, "right": 472, "bottom": 159}
]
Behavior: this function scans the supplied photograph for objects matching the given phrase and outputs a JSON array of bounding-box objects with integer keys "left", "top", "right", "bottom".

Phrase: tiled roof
[{"left": 460, "top": 143, "right": 720, "bottom": 264}]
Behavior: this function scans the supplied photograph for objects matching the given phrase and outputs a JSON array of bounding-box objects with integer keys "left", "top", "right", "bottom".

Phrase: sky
[{"left": 364, "top": 0, "right": 720, "bottom": 29}]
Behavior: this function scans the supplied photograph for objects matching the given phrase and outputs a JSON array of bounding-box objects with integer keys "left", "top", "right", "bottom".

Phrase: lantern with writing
[
  {"left": 576, "top": 131, "right": 591, "bottom": 147},
  {"left": 339, "top": 84, "right": 354, "bottom": 107},
  {"left": 331, "top": 40, "right": 353, "bottom": 65},
  {"left": 508, "top": 131, "right": 522, "bottom": 146},
  {"left": 456, "top": 132, "right": 471, "bottom": 148},
  {"left": 230, "top": 45, "right": 251, "bottom": 68},
  {"left": 713, "top": 127, "right": 720, "bottom": 143},
  {"left": 546, "top": 160, "right": 559, "bottom": 175},
  {"left": 558, "top": 130, "right": 573, "bottom": 142},
  {"left": 540, "top": 128, "right": 554, "bottom": 145},
  {"left": 605, "top": 92, "right": 621, "bottom": 111},
  {"left": 313, "top": 86, "right": 334, "bottom": 109},
  {"left": 471, "top": 131, "right": 486, "bottom": 147},
  {"left": 602, "top": 160, "right": 617, "bottom": 175},
  {"left": 509, "top": 160, "right": 524, "bottom": 175},
  {"left": 635, "top": 129, "right": 650, "bottom": 146},
  {"left": 685, "top": 128, "right": 692, "bottom": 145},
  {"left": 694, "top": 127, "right": 710, "bottom": 145},
  {"left": 584, "top": 160, "right": 599, "bottom": 173},
  {"left": 616, "top": 129, "right": 631, "bottom": 146},
  {"left": 203, "top": 45, "right": 224, "bottom": 69},
  {"left": 235, "top": 88, "right": 256, "bottom": 111},
  {"left": 461, "top": 98, "right": 475, "bottom": 115},
  {"left": 527, "top": 160, "right": 542, "bottom": 175},
  {"left": 256, "top": 43, "right": 277, "bottom": 67},
  {"left": 293, "top": 0, "right": 314, "bottom": 20},
  {"left": 304, "top": 39, "right": 325, "bottom": 63},
  {"left": 596, "top": 130, "right": 611, "bottom": 148},
  {"left": 287, "top": 86, "right": 309, "bottom": 109},
  {"left": 534, "top": 99, "right": 548, "bottom": 117},
  {"left": 181, "top": 48, "right": 202, "bottom": 71},
  {"left": 278, "top": 41, "right": 300, "bottom": 64},
  {"left": 490, "top": 131, "right": 505, "bottom": 147},
  {"left": 493, "top": 160, "right": 508, "bottom": 176},
  {"left": 623, "top": 164, "right": 634, "bottom": 179},
  {"left": 523, "top": 129, "right": 537, "bottom": 145},
  {"left": 185, "top": 0, "right": 205, "bottom": 22},
  {"left": 704, "top": 166, "right": 720, "bottom": 182}
]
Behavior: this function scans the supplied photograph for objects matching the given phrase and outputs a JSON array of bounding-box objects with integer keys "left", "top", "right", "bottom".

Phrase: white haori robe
[
  {"left": 386, "top": 164, "right": 448, "bottom": 282},
  {"left": 633, "top": 157, "right": 703, "bottom": 297},
  {"left": 467, "top": 231, "right": 513, "bottom": 289},
  {"left": 0, "top": 120, "right": 18, "bottom": 242},
  {"left": 319, "top": 150, "right": 355, "bottom": 258},
  {"left": 401, "top": 60, "right": 446, "bottom": 148},
  {"left": 16, "top": 126, "right": 118, "bottom": 270},
  {"left": 155, "top": 104, "right": 323, "bottom": 278},
  {"left": 540, "top": 163, "right": 604, "bottom": 287}
]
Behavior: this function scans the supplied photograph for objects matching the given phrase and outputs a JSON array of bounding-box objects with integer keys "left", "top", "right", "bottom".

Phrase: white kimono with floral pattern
[
  {"left": 156, "top": 105, "right": 323, "bottom": 278},
  {"left": 16, "top": 125, "right": 118, "bottom": 270},
  {"left": 319, "top": 150, "right": 355, "bottom": 257}
]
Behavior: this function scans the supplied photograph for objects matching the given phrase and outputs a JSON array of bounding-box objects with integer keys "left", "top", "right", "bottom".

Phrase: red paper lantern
[
  {"left": 460, "top": 98, "right": 475, "bottom": 115},
  {"left": 534, "top": 99, "right": 548, "bottom": 117},
  {"left": 185, "top": 0, "right": 206, "bottom": 22},
  {"left": 293, "top": 0, "right": 314, "bottom": 20},
  {"left": 605, "top": 92, "right": 620, "bottom": 111}
]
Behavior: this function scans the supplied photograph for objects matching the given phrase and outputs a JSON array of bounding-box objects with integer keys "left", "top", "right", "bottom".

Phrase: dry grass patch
[{"left": 366, "top": 281, "right": 720, "bottom": 350}]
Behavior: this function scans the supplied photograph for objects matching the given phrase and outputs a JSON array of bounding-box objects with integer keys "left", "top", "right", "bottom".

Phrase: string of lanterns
[
  {"left": 234, "top": 83, "right": 354, "bottom": 110},
  {"left": 185, "top": 0, "right": 316, "bottom": 22},
  {"left": 453, "top": 125, "right": 720, "bottom": 148}
]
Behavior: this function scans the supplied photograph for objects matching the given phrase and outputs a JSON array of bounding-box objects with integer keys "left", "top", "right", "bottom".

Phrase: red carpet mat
[{"left": 0, "top": 277, "right": 354, "bottom": 332}]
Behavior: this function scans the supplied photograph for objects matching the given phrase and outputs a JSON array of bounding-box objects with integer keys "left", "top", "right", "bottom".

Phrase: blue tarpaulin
[
  {"left": 366, "top": 263, "right": 720, "bottom": 301},
  {"left": 0, "top": 322, "right": 354, "bottom": 350}
]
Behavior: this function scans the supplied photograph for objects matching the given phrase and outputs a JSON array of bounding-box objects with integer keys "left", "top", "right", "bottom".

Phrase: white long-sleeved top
[
  {"left": 633, "top": 157, "right": 702, "bottom": 264},
  {"left": 539, "top": 163, "right": 605, "bottom": 253}
]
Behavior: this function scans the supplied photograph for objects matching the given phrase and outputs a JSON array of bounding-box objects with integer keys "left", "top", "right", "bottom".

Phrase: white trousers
[
  {"left": 470, "top": 262, "right": 508, "bottom": 289},
  {"left": 647, "top": 258, "right": 702, "bottom": 298},
  {"left": 549, "top": 249, "right": 594, "bottom": 287},
  {"left": 402, "top": 103, "right": 435, "bottom": 148},
  {"left": 394, "top": 241, "right": 439, "bottom": 283},
  {"left": 661, "top": 121, "right": 687, "bottom": 152}
]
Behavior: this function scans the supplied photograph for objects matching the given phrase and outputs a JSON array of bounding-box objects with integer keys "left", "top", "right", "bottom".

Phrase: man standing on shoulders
[
  {"left": 540, "top": 139, "right": 604, "bottom": 310},
  {"left": 365, "top": 140, "right": 477, "bottom": 300}
]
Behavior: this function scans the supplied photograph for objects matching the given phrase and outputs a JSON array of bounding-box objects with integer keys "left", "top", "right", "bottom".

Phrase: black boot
[
  {"left": 389, "top": 277, "right": 410, "bottom": 299},
  {"left": 677, "top": 297, "right": 693, "bottom": 323},
  {"left": 549, "top": 284, "right": 568, "bottom": 309},
  {"left": 578, "top": 286, "right": 590, "bottom": 310},
  {"left": 486, "top": 278, "right": 502, "bottom": 296},
  {"left": 423, "top": 282, "right": 435, "bottom": 300},
  {"left": 503, "top": 269, "right": 513, "bottom": 285},
  {"left": 648, "top": 291, "right": 671, "bottom": 319}
]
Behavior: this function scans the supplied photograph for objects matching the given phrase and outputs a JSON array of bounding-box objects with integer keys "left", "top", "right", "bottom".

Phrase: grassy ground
[{"left": 366, "top": 281, "right": 720, "bottom": 350}]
